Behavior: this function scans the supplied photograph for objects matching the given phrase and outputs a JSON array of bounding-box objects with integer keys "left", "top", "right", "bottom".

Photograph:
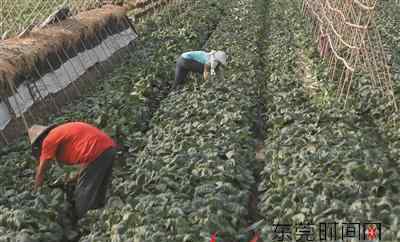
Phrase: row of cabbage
[
  {"left": 79, "top": 0, "right": 267, "bottom": 241},
  {"left": 258, "top": 0, "right": 400, "bottom": 241},
  {"left": 376, "top": 0, "right": 400, "bottom": 82}
]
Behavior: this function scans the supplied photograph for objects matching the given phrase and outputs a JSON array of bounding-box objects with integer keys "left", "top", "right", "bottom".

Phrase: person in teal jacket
[{"left": 173, "top": 50, "right": 227, "bottom": 88}]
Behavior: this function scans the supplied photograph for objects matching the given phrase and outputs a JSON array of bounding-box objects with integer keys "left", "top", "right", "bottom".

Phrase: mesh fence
[
  {"left": 303, "top": 0, "right": 397, "bottom": 110},
  {"left": 0, "top": 0, "right": 119, "bottom": 39}
]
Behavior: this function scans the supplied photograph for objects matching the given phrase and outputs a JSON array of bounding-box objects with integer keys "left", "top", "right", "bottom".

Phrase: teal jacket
[{"left": 181, "top": 51, "right": 209, "bottom": 65}]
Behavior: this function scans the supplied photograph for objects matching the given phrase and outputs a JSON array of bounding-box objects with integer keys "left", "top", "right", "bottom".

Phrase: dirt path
[{"left": 245, "top": 0, "right": 270, "bottom": 240}]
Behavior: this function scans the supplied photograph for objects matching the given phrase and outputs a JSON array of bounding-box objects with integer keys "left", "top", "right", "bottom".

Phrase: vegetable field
[{"left": 0, "top": 0, "right": 399, "bottom": 241}]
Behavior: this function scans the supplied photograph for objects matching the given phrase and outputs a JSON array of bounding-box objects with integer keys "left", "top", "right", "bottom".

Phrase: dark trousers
[
  {"left": 73, "top": 147, "right": 116, "bottom": 219},
  {"left": 174, "top": 56, "right": 204, "bottom": 87}
]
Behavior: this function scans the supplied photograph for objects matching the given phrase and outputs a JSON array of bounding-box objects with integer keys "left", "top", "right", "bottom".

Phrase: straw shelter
[{"left": 0, "top": 5, "right": 130, "bottom": 98}]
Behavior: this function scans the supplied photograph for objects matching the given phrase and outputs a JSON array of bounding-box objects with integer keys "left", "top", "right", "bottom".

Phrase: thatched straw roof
[{"left": 0, "top": 5, "right": 129, "bottom": 97}]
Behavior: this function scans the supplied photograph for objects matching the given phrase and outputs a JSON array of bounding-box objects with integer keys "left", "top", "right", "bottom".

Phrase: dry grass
[{"left": 0, "top": 5, "right": 128, "bottom": 96}]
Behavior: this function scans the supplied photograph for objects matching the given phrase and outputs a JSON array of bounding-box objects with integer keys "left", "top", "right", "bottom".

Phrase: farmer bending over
[
  {"left": 174, "top": 50, "right": 227, "bottom": 88},
  {"left": 29, "top": 121, "right": 116, "bottom": 221}
]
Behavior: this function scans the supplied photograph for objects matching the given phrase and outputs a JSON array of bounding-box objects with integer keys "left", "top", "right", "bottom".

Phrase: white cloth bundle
[{"left": 207, "top": 50, "right": 227, "bottom": 76}]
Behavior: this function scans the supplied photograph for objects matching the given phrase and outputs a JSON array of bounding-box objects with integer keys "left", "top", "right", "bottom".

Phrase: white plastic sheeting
[
  {"left": 0, "top": 27, "right": 137, "bottom": 130},
  {"left": 0, "top": 102, "right": 11, "bottom": 130}
]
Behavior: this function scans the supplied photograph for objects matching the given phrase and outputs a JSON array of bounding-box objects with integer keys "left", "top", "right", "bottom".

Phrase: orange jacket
[{"left": 40, "top": 122, "right": 116, "bottom": 165}]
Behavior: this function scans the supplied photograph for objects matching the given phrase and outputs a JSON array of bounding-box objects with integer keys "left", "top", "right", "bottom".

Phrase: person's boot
[
  {"left": 69, "top": 204, "right": 80, "bottom": 226},
  {"left": 62, "top": 200, "right": 79, "bottom": 226}
]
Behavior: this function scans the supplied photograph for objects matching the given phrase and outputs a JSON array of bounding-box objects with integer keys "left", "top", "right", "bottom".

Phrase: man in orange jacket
[{"left": 28, "top": 121, "right": 117, "bottom": 220}]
